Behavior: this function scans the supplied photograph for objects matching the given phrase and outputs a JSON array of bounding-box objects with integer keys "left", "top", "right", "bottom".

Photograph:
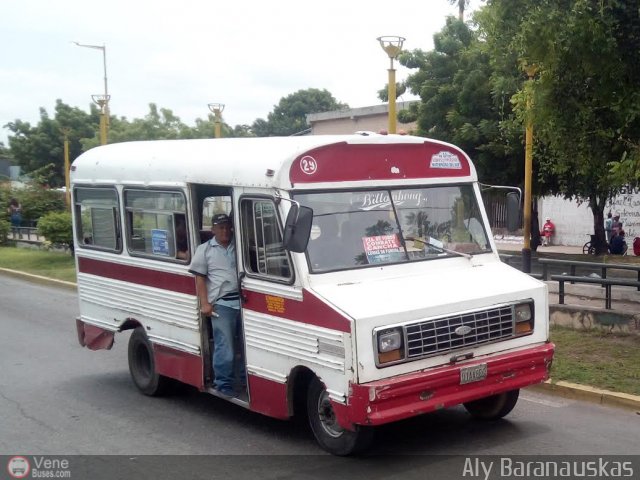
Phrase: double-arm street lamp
[
  {"left": 208, "top": 103, "right": 225, "bottom": 138},
  {"left": 74, "top": 42, "right": 110, "bottom": 144},
  {"left": 377, "top": 36, "right": 405, "bottom": 134}
]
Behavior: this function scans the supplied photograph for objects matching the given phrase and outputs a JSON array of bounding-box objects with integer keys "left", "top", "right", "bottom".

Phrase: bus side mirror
[
  {"left": 283, "top": 204, "right": 313, "bottom": 253},
  {"left": 506, "top": 192, "right": 520, "bottom": 232}
]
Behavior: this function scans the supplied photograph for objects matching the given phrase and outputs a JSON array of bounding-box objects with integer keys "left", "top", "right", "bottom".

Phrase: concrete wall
[{"left": 540, "top": 187, "right": 640, "bottom": 246}]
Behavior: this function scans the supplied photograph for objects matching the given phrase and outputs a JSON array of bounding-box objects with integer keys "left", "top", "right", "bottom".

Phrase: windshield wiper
[{"left": 404, "top": 236, "right": 472, "bottom": 260}]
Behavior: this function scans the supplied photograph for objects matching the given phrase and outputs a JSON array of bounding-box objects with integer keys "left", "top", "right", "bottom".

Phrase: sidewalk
[{"left": 495, "top": 238, "right": 584, "bottom": 255}]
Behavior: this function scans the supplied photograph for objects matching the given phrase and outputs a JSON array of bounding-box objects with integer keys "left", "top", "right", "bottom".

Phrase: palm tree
[{"left": 448, "top": 0, "right": 470, "bottom": 21}]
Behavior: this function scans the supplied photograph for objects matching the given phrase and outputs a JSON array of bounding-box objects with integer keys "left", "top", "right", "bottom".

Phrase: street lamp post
[
  {"left": 91, "top": 94, "right": 110, "bottom": 145},
  {"left": 60, "top": 127, "right": 72, "bottom": 207},
  {"left": 377, "top": 36, "right": 405, "bottom": 134},
  {"left": 74, "top": 42, "right": 109, "bottom": 143},
  {"left": 208, "top": 103, "right": 225, "bottom": 138},
  {"left": 522, "top": 64, "right": 538, "bottom": 273}
]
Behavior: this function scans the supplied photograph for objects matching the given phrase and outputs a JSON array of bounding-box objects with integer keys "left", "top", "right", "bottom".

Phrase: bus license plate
[{"left": 460, "top": 363, "right": 487, "bottom": 385}]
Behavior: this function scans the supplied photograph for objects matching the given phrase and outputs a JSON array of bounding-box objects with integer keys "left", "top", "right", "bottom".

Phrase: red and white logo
[
  {"left": 299, "top": 156, "right": 318, "bottom": 175},
  {"left": 7, "top": 456, "right": 30, "bottom": 479}
]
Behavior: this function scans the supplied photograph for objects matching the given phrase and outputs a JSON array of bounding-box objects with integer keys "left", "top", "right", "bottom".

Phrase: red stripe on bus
[
  {"left": 154, "top": 344, "right": 204, "bottom": 389},
  {"left": 289, "top": 142, "right": 471, "bottom": 184},
  {"left": 77, "top": 257, "right": 197, "bottom": 295},
  {"left": 242, "top": 289, "right": 351, "bottom": 333},
  {"left": 247, "top": 374, "right": 289, "bottom": 420}
]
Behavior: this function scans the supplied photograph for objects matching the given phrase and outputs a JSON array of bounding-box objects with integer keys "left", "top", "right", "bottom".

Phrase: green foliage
[
  {"left": 376, "top": 82, "right": 407, "bottom": 102},
  {"left": 252, "top": 88, "right": 348, "bottom": 137},
  {"left": 17, "top": 185, "right": 65, "bottom": 225},
  {"left": 5, "top": 100, "right": 96, "bottom": 187},
  {"left": 81, "top": 103, "right": 216, "bottom": 150},
  {"left": 399, "top": 17, "right": 524, "bottom": 186},
  {"left": 37, "top": 211, "right": 73, "bottom": 245},
  {"left": 3, "top": 183, "right": 65, "bottom": 225},
  {"left": 0, "top": 220, "right": 9, "bottom": 245},
  {"left": 480, "top": 0, "right": 640, "bottom": 248}
]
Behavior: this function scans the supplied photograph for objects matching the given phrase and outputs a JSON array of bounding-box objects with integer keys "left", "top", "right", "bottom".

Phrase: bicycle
[
  {"left": 583, "top": 234, "right": 627, "bottom": 255},
  {"left": 582, "top": 234, "right": 598, "bottom": 255}
]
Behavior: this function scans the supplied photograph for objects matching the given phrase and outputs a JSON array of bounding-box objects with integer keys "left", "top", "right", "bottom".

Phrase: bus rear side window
[{"left": 74, "top": 187, "right": 121, "bottom": 251}]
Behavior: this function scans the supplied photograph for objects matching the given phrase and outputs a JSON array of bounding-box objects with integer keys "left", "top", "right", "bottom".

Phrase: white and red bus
[{"left": 71, "top": 134, "right": 554, "bottom": 455}]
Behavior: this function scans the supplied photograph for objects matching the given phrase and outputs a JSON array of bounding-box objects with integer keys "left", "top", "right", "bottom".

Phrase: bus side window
[
  {"left": 123, "top": 189, "right": 190, "bottom": 263},
  {"left": 240, "top": 198, "right": 292, "bottom": 281},
  {"left": 73, "top": 187, "right": 121, "bottom": 252}
]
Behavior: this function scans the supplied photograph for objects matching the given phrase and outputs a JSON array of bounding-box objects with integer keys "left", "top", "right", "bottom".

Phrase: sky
[{"left": 0, "top": 0, "right": 482, "bottom": 144}]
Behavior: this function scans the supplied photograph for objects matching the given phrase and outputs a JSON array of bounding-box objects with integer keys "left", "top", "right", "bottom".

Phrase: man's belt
[{"left": 219, "top": 292, "right": 240, "bottom": 301}]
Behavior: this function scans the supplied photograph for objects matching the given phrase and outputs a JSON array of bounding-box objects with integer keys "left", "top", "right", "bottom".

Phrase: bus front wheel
[
  {"left": 128, "top": 327, "right": 170, "bottom": 396},
  {"left": 463, "top": 389, "right": 520, "bottom": 420},
  {"left": 306, "top": 377, "right": 373, "bottom": 456}
]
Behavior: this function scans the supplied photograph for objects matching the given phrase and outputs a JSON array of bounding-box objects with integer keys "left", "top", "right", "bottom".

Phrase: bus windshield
[{"left": 295, "top": 185, "right": 492, "bottom": 272}]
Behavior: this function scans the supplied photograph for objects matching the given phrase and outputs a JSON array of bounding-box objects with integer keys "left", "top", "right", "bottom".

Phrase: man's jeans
[{"left": 211, "top": 305, "right": 243, "bottom": 392}]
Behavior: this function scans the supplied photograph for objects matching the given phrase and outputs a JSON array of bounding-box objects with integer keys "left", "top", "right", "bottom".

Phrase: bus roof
[{"left": 70, "top": 134, "right": 477, "bottom": 190}]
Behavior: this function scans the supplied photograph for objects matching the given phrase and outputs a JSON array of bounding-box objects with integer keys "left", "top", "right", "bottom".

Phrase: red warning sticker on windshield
[{"left": 363, "top": 234, "right": 404, "bottom": 264}]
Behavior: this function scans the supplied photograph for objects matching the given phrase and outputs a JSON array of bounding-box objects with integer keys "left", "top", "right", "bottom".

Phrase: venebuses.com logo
[
  {"left": 6, "top": 456, "right": 71, "bottom": 478},
  {"left": 7, "top": 456, "right": 30, "bottom": 479}
]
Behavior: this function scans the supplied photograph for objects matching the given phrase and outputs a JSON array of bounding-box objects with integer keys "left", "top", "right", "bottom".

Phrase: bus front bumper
[{"left": 335, "top": 343, "right": 554, "bottom": 428}]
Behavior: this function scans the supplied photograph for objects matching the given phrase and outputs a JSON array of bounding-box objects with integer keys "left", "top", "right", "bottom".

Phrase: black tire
[
  {"left": 464, "top": 389, "right": 520, "bottom": 420},
  {"left": 128, "top": 327, "right": 171, "bottom": 396},
  {"left": 306, "top": 377, "right": 374, "bottom": 456},
  {"left": 582, "top": 242, "right": 591, "bottom": 254}
]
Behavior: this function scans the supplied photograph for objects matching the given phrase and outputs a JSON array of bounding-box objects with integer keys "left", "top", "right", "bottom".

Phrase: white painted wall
[{"left": 539, "top": 188, "right": 640, "bottom": 246}]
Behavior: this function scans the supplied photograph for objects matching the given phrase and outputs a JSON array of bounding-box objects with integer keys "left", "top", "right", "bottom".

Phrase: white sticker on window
[
  {"left": 151, "top": 229, "right": 170, "bottom": 256},
  {"left": 430, "top": 151, "right": 462, "bottom": 169}
]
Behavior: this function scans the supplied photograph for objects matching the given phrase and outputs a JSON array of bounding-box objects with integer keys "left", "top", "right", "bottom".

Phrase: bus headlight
[
  {"left": 377, "top": 328, "right": 404, "bottom": 364},
  {"left": 514, "top": 302, "right": 534, "bottom": 335}
]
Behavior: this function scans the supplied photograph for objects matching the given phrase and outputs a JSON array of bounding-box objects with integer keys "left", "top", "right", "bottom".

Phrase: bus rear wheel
[
  {"left": 128, "top": 327, "right": 170, "bottom": 396},
  {"left": 463, "top": 389, "right": 520, "bottom": 420},
  {"left": 306, "top": 377, "right": 373, "bottom": 456}
]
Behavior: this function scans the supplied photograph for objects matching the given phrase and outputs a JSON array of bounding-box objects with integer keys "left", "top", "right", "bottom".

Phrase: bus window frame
[
  {"left": 238, "top": 194, "right": 295, "bottom": 285},
  {"left": 123, "top": 187, "right": 191, "bottom": 264},
  {"left": 73, "top": 185, "right": 123, "bottom": 254}
]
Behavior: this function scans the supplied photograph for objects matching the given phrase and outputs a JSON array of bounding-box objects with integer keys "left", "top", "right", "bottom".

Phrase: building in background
[{"left": 306, "top": 102, "right": 418, "bottom": 135}]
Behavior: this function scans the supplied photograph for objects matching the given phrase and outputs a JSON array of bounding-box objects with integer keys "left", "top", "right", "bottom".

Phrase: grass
[
  {"left": 0, "top": 245, "right": 76, "bottom": 283},
  {"left": 550, "top": 325, "right": 640, "bottom": 395}
]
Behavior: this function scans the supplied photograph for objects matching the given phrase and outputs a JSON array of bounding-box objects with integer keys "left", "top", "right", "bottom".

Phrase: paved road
[{"left": 2, "top": 275, "right": 639, "bottom": 476}]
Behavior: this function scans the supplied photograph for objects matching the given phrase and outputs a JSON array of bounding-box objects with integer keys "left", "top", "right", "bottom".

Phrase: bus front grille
[{"left": 405, "top": 305, "right": 514, "bottom": 358}]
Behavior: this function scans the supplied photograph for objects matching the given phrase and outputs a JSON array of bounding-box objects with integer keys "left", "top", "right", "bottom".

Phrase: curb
[
  {"left": 0, "top": 267, "right": 77, "bottom": 291},
  {"left": 529, "top": 380, "right": 640, "bottom": 412}
]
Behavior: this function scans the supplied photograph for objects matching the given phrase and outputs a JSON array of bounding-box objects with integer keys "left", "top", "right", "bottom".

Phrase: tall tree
[
  {"left": 448, "top": 0, "right": 471, "bottom": 21},
  {"left": 479, "top": 0, "right": 640, "bottom": 252},
  {"left": 252, "top": 88, "right": 348, "bottom": 137},
  {"left": 5, "top": 100, "right": 95, "bottom": 186},
  {"left": 399, "top": 17, "right": 525, "bottom": 186}
]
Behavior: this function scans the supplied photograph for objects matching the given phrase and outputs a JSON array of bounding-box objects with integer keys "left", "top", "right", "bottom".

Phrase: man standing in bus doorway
[{"left": 189, "top": 213, "right": 243, "bottom": 398}]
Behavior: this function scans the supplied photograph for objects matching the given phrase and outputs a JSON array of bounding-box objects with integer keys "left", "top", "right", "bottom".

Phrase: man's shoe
[{"left": 216, "top": 388, "right": 237, "bottom": 399}]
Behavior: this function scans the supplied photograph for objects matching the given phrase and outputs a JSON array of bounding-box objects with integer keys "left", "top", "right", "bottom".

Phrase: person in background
[
  {"left": 541, "top": 217, "right": 555, "bottom": 246},
  {"left": 188, "top": 213, "right": 244, "bottom": 398},
  {"left": 175, "top": 215, "right": 190, "bottom": 261},
  {"left": 604, "top": 212, "right": 613, "bottom": 244},
  {"left": 612, "top": 214, "right": 623, "bottom": 238},
  {"left": 609, "top": 229, "right": 627, "bottom": 255},
  {"left": 7, "top": 198, "right": 22, "bottom": 228}
]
